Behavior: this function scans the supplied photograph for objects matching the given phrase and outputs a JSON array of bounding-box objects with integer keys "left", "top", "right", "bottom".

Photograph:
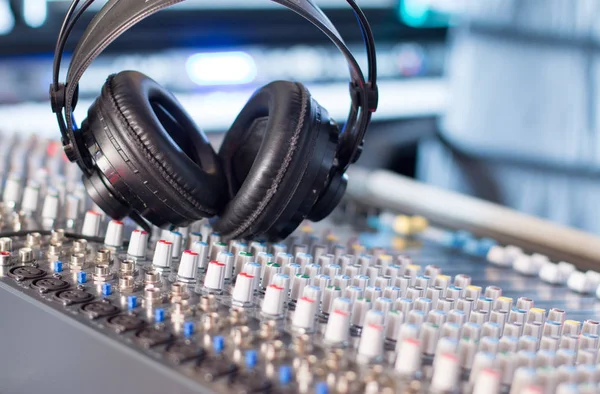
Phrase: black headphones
[{"left": 50, "top": 0, "right": 378, "bottom": 242}]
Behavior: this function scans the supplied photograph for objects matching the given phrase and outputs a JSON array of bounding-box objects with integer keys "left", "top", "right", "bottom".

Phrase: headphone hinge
[
  {"left": 349, "top": 82, "right": 379, "bottom": 113},
  {"left": 49, "top": 83, "right": 80, "bottom": 163},
  {"left": 366, "top": 82, "right": 379, "bottom": 113},
  {"left": 49, "top": 83, "right": 66, "bottom": 114},
  {"left": 49, "top": 83, "right": 80, "bottom": 114}
]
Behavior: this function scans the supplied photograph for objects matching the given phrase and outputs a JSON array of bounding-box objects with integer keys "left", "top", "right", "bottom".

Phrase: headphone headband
[{"left": 51, "top": 0, "right": 378, "bottom": 172}]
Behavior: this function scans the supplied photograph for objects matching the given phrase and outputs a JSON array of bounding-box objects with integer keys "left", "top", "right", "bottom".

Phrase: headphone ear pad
[
  {"left": 83, "top": 70, "right": 227, "bottom": 226},
  {"left": 214, "top": 81, "right": 338, "bottom": 241}
]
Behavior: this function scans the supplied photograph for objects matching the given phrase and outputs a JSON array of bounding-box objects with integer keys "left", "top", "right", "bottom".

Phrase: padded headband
[{"left": 51, "top": 0, "right": 378, "bottom": 173}]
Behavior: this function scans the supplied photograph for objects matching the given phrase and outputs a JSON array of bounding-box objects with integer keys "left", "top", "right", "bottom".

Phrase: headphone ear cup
[
  {"left": 82, "top": 71, "right": 228, "bottom": 227},
  {"left": 213, "top": 81, "right": 340, "bottom": 241},
  {"left": 307, "top": 170, "right": 347, "bottom": 222},
  {"left": 83, "top": 169, "right": 132, "bottom": 220}
]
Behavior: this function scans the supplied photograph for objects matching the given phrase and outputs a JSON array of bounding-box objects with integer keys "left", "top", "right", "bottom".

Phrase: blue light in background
[
  {"left": 399, "top": 0, "right": 453, "bottom": 28},
  {"left": 185, "top": 51, "right": 257, "bottom": 86},
  {"left": 400, "top": 0, "right": 430, "bottom": 27}
]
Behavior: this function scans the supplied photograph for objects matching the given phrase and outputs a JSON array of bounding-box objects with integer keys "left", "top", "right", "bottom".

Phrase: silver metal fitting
[
  {"left": 120, "top": 260, "right": 135, "bottom": 275},
  {"left": 0, "top": 237, "right": 12, "bottom": 252},
  {"left": 199, "top": 294, "right": 217, "bottom": 312},
  {"left": 25, "top": 232, "right": 42, "bottom": 248},
  {"left": 144, "top": 286, "right": 163, "bottom": 303},
  {"left": 229, "top": 308, "right": 247, "bottom": 326},
  {"left": 119, "top": 275, "right": 135, "bottom": 291},
  {"left": 202, "top": 312, "right": 220, "bottom": 332},
  {"left": 169, "top": 283, "right": 190, "bottom": 303},
  {"left": 144, "top": 270, "right": 161, "bottom": 287},
  {"left": 260, "top": 320, "right": 278, "bottom": 340},
  {"left": 19, "top": 247, "right": 34, "bottom": 263},
  {"left": 92, "top": 264, "right": 113, "bottom": 282},
  {"left": 0, "top": 251, "right": 12, "bottom": 266},
  {"left": 95, "top": 248, "right": 111, "bottom": 264},
  {"left": 50, "top": 229, "right": 65, "bottom": 244},
  {"left": 170, "top": 302, "right": 191, "bottom": 324},
  {"left": 231, "top": 326, "right": 251, "bottom": 347},
  {"left": 72, "top": 239, "right": 88, "bottom": 253},
  {"left": 12, "top": 211, "right": 25, "bottom": 231},
  {"left": 70, "top": 252, "right": 86, "bottom": 270},
  {"left": 47, "top": 243, "right": 63, "bottom": 261}
]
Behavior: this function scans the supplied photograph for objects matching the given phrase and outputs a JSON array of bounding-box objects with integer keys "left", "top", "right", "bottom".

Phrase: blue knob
[
  {"left": 245, "top": 350, "right": 258, "bottom": 369},
  {"left": 478, "top": 238, "right": 498, "bottom": 256},
  {"left": 127, "top": 296, "right": 137, "bottom": 310},
  {"left": 315, "top": 382, "right": 329, "bottom": 394},
  {"left": 444, "top": 230, "right": 473, "bottom": 248},
  {"left": 53, "top": 261, "right": 63, "bottom": 273},
  {"left": 101, "top": 283, "right": 111, "bottom": 296},
  {"left": 279, "top": 365, "right": 292, "bottom": 385},
  {"left": 213, "top": 336, "right": 225, "bottom": 353},
  {"left": 184, "top": 322, "right": 195, "bottom": 338},
  {"left": 77, "top": 271, "right": 87, "bottom": 284},
  {"left": 463, "top": 238, "right": 480, "bottom": 256},
  {"left": 155, "top": 308, "right": 165, "bottom": 323}
]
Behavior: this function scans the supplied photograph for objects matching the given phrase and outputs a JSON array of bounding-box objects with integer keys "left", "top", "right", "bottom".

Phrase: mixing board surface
[{"left": 1, "top": 137, "right": 600, "bottom": 394}]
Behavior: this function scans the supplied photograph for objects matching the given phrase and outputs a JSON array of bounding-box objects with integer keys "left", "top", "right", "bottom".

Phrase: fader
[{"left": 1, "top": 138, "right": 600, "bottom": 394}]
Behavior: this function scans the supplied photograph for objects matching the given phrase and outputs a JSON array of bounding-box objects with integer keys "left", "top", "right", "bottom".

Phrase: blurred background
[{"left": 0, "top": 0, "right": 598, "bottom": 234}]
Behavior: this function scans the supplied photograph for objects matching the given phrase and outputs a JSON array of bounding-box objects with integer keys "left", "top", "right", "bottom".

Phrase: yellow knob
[
  {"left": 392, "top": 215, "right": 412, "bottom": 235},
  {"left": 410, "top": 216, "right": 429, "bottom": 233},
  {"left": 393, "top": 215, "right": 429, "bottom": 235}
]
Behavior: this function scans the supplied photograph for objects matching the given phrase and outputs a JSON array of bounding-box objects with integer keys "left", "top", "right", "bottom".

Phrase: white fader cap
[
  {"left": 472, "top": 368, "right": 501, "bottom": 394},
  {"left": 2, "top": 174, "right": 21, "bottom": 207},
  {"left": 21, "top": 182, "right": 40, "bottom": 214},
  {"left": 168, "top": 231, "right": 183, "bottom": 259},
  {"left": 152, "top": 240, "right": 173, "bottom": 269},
  {"left": 430, "top": 352, "right": 460, "bottom": 392},
  {"left": 324, "top": 309, "right": 350, "bottom": 344},
  {"left": 41, "top": 190, "right": 60, "bottom": 224},
  {"left": 203, "top": 260, "right": 226, "bottom": 292},
  {"left": 64, "top": 194, "right": 82, "bottom": 224},
  {"left": 539, "top": 262, "right": 562, "bottom": 284},
  {"left": 232, "top": 272, "right": 255, "bottom": 306},
  {"left": 127, "top": 230, "right": 149, "bottom": 259},
  {"left": 292, "top": 296, "right": 318, "bottom": 331},
  {"left": 177, "top": 250, "right": 200, "bottom": 282},
  {"left": 567, "top": 271, "right": 592, "bottom": 294},
  {"left": 357, "top": 323, "right": 385, "bottom": 361},
  {"left": 261, "top": 284, "right": 286, "bottom": 316},
  {"left": 395, "top": 338, "right": 422, "bottom": 376},
  {"left": 513, "top": 255, "right": 540, "bottom": 276},
  {"left": 81, "top": 210, "right": 102, "bottom": 237},
  {"left": 104, "top": 220, "right": 124, "bottom": 248}
]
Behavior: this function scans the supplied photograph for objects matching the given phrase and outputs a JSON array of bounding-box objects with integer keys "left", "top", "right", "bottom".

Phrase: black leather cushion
[
  {"left": 92, "top": 71, "right": 226, "bottom": 220},
  {"left": 214, "top": 81, "right": 319, "bottom": 239}
]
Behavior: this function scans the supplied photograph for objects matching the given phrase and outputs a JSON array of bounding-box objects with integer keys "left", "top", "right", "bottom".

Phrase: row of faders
[
  {"left": 0, "top": 136, "right": 105, "bottom": 232},
  {"left": 376, "top": 213, "right": 600, "bottom": 317},
  {"left": 3, "top": 209, "right": 600, "bottom": 394}
]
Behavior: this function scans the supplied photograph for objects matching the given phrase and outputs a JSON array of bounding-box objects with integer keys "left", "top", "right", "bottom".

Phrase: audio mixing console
[{"left": 1, "top": 137, "right": 600, "bottom": 394}]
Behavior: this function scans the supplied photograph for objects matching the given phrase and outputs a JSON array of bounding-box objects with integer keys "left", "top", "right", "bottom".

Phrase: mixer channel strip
[
  {"left": 1, "top": 212, "right": 600, "bottom": 393},
  {"left": 1, "top": 138, "right": 600, "bottom": 393}
]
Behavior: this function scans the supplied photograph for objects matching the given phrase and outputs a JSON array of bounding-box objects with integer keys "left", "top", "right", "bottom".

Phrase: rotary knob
[
  {"left": 104, "top": 220, "right": 124, "bottom": 248},
  {"left": 152, "top": 240, "right": 173, "bottom": 270},
  {"left": 127, "top": 230, "right": 149, "bottom": 260},
  {"left": 177, "top": 250, "right": 200, "bottom": 282}
]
